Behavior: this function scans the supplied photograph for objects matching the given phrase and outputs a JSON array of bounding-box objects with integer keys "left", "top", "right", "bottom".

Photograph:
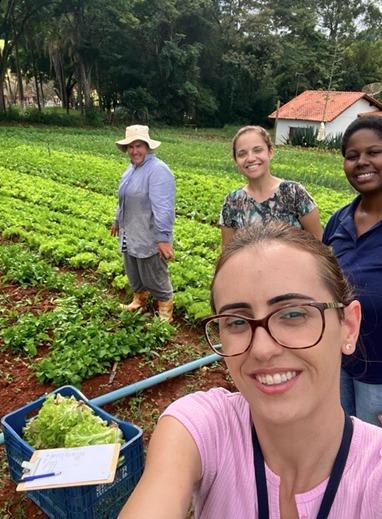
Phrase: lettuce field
[{"left": 0, "top": 125, "right": 355, "bottom": 387}]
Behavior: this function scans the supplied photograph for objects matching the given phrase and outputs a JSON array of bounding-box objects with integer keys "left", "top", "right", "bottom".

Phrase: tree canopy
[{"left": 1, "top": 0, "right": 381, "bottom": 125}]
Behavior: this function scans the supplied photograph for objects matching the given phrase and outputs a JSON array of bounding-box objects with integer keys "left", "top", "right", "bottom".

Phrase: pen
[{"left": 20, "top": 472, "right": 61, "bottom": 483}]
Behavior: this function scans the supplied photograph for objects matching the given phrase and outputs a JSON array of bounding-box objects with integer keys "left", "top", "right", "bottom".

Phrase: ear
[{"left": 341, "top": 300, "right": 361, "bottom": 356}]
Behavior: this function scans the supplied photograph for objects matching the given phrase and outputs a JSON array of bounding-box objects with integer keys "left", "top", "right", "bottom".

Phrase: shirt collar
[
  {"left": 131, "top": 153, "right": 154, "bottom": 169},
  {"left": 334, "top": 196, "right": 361, "bottom": 241},
  {"left": 338, "top": 195, "right": 382, "bottom": 240}
]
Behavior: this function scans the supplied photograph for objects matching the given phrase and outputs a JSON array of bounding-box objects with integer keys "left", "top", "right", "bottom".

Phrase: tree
[
  {"left": 1, "top": 0, "right": 381, "bottom": 124},
  {"left": 0, "top": 0, "right": 50, "bottom": 112},
  {"left": 115, "top": 0, "right": 219, "bottom": 123},
  {"left": 315, "top": 0, "right": 363, "bottom": 41},
  {"left": 211, "top": 1, "right": 280, "bottom": 123},
  {"left": 340, "top": 39, "right": 382, "bottom": 91}
]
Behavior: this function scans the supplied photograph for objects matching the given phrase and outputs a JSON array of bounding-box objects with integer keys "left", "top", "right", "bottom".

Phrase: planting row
[
  {"left": 0, "top": 128, "right": 353, "bottom": 223},
  {"left": 0, "top": 242, "right": 174, "bottom": 385},
  {"left": 0, "top": 184, "right": 219, "bottom": 319},
  {"left": 0, "top": 126, "right": 355, "bottom": 322}
]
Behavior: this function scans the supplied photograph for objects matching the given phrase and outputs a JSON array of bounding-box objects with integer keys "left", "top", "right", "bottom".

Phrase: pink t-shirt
[{"left": 162, "top": 388, "right": 382, "bottom": 519}]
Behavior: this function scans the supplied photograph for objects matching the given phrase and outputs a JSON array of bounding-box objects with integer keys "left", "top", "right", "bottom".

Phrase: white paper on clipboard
[{"left": 17, "top": 443, "right": 121, "bottom": 491}]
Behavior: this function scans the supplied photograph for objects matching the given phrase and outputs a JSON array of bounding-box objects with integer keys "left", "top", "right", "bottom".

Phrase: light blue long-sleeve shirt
[{"left": 115, "top": 153, "right": 175, "bottom": 258}]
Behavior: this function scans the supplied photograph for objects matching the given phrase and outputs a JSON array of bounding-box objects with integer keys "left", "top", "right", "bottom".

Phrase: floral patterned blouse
[{"left": 219, "top": 181, "right": 316, "bottom": 229}]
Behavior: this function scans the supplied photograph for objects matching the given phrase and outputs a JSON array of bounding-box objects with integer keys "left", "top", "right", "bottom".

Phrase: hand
[
  {"left": 110, "top": 223, "right": 119, "bottom": 237},
  {"left": 158, "top": 242, "right": 174, "bottom": 261}
]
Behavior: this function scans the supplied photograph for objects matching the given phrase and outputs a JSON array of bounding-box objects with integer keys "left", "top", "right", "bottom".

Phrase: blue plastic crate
[{"left": 1, "top": 385, "right": 144, "bottom": 519}]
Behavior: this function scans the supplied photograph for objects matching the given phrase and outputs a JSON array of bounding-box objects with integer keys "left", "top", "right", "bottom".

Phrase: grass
[
  {"left": 112, "top": 395, "right": 161, "bottom": 437},
  {"left": 142, "top": 341, "right": 203, "bottom": 374},
  {"left": 0, "top": 448, "right": 27, "bottom": 519}
]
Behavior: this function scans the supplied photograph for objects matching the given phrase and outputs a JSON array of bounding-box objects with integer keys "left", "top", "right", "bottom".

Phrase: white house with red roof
[{"left": 268, "top": 90, "right": 382, "bottom": 145}]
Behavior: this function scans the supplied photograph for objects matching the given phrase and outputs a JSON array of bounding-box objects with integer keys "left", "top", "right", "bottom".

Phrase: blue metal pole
[{"left": 0, "top": 353, "right": 222, "bottom": 446}]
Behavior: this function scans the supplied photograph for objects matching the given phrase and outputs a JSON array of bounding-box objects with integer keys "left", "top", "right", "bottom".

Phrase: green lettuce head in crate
[{"left": 23, "top": 394, "right": 123, "bottom": 449}]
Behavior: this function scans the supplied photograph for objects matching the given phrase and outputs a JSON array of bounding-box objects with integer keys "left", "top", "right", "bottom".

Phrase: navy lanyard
[{"left": 252, "top": 415, "right": 353, "bottom": 519}]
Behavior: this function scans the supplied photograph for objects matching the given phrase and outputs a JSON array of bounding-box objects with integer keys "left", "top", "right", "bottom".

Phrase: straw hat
[{"left": 115, "top": 125, "right": 161, "bottom": 152}]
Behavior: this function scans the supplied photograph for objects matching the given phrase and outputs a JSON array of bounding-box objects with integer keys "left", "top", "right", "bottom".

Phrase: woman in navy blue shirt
[{"left": 323, "top": 115, "right": 382, "bottom": 426}]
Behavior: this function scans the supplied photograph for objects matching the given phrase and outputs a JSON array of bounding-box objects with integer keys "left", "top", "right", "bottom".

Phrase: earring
[{"left": 345, "top": 343, "right": 352, "bottom": 351}]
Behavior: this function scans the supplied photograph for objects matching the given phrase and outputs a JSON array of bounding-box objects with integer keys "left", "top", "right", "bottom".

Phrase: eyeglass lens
[{"left": 205, "top": 305, "right": 324, "bottom": 355}]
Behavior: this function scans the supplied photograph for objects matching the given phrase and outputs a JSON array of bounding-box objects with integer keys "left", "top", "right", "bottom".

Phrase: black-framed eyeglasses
[{"left": 202, "top": 302, "right": 345, "bottom": 357}]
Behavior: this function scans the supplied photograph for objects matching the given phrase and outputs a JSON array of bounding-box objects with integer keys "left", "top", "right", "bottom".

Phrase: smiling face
[
  {"left": 343, "top": 128, "right": 382, "bottom": 194},
  {"left": 212, "top": 242, "right": 360, "bottom": 426},
  {"left": 126, "top": 140, "right": 150, "bottom": 166},
  {"left": 234, "top": 130, "right": 273, "bottom": 181}
]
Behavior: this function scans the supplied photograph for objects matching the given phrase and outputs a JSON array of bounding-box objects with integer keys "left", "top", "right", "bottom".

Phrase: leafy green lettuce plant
[{"left": 23, "top": 394, "right": 123, "bottom": 449}]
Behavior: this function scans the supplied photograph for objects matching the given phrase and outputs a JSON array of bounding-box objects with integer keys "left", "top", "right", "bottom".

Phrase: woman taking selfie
[
  {"left": 220, "top": 126, "right": 322, "bottom": 247},
  {"left": 119, "top": 222, "right": 382, "bottom": 519}
]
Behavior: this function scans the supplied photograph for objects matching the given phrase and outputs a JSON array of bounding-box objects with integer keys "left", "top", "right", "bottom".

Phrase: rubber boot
[
  {"left": 157, "top": 299, "right": 173, "bottom": 323},
  {"left": 120, "top": 291, "right": 149, "bottom": 312}
]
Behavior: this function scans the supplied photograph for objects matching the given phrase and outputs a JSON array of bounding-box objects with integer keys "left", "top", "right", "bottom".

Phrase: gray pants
[{"left": 123, "top": 253, "right": 173, "bottom": 301}]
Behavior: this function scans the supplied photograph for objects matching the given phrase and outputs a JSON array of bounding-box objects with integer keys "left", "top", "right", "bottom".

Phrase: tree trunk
[
  {"left": 14, "top": 39, "right": 25, "bottom": 110},
  {"left": 77, "top": 69, "right": 84, "bottom": 115},
  {"left": 49, "top": 48, "right": 68, "bottom": 110},
  {"left": 33, "top": 68, "right": 41, "bottom": 111},
  {"left": 94, "top": 62, "right": 102, "bottom": 111},
  {"left": 39, "top": 73, "right": 45, "bottom": 106},
  {"left": 65, "top": 84, "right": 70, "bottom": 114},
  {"left": 65, "top": 75, "right": 76, "bottom": 113},
  {"left": 0, "top": 73, "right": 6, "bottom": 113},
  {"left": 30, "top": 44, "right": 41, "bottom": 111},
  {"left": 0, "top": 39, "right": 11, "bottom": 113},
  {"left": 78, "top": 58, "right": 92, "bottom": 109},
  {"left": 6, "top": 74, "right": 16, "bottom": 103},
  {"left": 60, "top": 60, "right": 68, "bottom": 110}
]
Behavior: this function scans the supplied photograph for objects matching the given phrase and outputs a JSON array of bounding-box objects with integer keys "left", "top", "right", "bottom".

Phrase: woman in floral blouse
[{"left": 220, "top": 126, "right": 322, "bottom": 247}]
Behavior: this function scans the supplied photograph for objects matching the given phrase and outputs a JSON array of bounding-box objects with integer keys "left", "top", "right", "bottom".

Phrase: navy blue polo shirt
[{"left": 323, "top": 196, "right": 382, "bottom": 383}]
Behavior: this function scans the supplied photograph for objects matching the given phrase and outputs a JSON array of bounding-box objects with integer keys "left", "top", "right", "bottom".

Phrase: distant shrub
[
  {"left": 0, "top": 106, "right": 106, "bottom": 127},
  {"left": 0, "top": 105, "right": 22, "bottom": 122},
  {"left": 320, "top": 133, "right": 343, "bottom": 150},
  {"left": 286, "top": 126, "right": 342, "bottom": 150},
  {"left": 110, "top": 106, "right": 131, "bottom": 125},
  {"left": 83, "top": 108, "right": 104, "bottom": 127},
  {"left": 26, "top": 107, "right": 83, "bottom": 127},
  {"left": 287, "top": 127, "right": 318, "bottom": 147},
  {"left": 114, "top": 87, "right": 158, "bottom": 125}
]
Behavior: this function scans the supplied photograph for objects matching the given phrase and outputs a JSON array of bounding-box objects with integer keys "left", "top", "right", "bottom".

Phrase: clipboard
[{"left": 17, "top": 443, "right": 121, "bottom": 491}]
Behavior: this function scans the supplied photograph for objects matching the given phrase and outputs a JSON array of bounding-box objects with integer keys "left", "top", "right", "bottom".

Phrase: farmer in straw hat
[{"left": 111, "top": 125, "right": 175, "bottom": 322}]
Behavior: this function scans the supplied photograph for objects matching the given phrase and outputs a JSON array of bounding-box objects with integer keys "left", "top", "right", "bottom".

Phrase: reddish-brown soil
[{"left": 0, "top": 280, "right": 234, "bottom": 518}]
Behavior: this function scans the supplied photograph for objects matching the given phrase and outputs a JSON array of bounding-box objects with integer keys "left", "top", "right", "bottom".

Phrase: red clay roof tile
[
  {"left": 359, "top": 110, "right": 382, "bottom": 117},
  {"left": 269, "top": 90, "right": 382, "bottom": 122}
]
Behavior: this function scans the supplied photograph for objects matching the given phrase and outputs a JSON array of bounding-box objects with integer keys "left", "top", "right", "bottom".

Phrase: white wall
[
  {"left": 274, "top": 99, "right": 379, "bottom": 145},
  {"left": 274, "top": 120, "right": 320, "bottom": 145},
  {"left": 327, "top": 99, "right": 378, "bottom": 136}
]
